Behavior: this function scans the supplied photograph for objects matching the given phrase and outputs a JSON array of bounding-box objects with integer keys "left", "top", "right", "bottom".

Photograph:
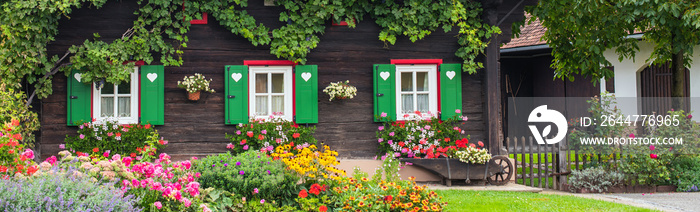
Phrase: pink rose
[{"left": 154, "top": 201, "right": 162, "bottom": 209}]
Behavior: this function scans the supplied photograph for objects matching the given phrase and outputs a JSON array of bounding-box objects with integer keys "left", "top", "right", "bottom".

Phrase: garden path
[{"left": 541, "top": 189, "right": 697, "bottom": 212}]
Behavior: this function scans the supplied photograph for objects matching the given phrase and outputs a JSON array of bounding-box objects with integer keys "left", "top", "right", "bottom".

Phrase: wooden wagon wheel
[{"left": 487, "top": 155, "right": 513, "bottom": 186}]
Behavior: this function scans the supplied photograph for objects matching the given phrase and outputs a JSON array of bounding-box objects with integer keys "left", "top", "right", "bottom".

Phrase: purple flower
[
  {"left": 224, "top": 163, "right": 228, "bottom": 167},
  {"left": 79, "top": 134, "right": 85, "bottom": 139},
  {"left": 243, "top": 145, "right": 249, "bottom": 150},
  {"left": 239, "top": 171, "right": 245, "bottom": 175},
  {"left": 212, "top": 164, "right": 216, "bottom": 167},
  {"left": 266, "top": 170, "right": 271, "bottom": 174},
  {"left": 236, "top": 162, "right": 241, "bottom": 166}
]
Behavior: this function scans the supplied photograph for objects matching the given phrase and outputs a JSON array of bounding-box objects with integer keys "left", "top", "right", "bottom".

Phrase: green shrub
[
  {"left": 0, "top": 86, "right": 39, "bottom": 148},
  {"left": 568, "top": 166, "right": 625, "bottom": 193},
  {"left": 225, "top": 117, "right": 316, "bottom": 155},
  {"left": 0, "top": 167, "right": 141, "bottom": 211},
  {"left": 193, "top": 151, "right": 299, "bottom": 203},
  {"left": 669, "top": 155, "right": 700, "bottom": 192},
  {"left": 65, "top": 118, "right": 166, "bottom": 159}
]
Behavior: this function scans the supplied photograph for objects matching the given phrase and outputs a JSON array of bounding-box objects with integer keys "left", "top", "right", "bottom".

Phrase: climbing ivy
[{"left": 1, "top": 0, "right": 497, "bottom": 106}]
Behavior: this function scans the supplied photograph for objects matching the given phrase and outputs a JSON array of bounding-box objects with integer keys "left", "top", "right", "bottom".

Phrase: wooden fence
[{"left": 507, "top": 136, "right": 569, "bottom": 190}]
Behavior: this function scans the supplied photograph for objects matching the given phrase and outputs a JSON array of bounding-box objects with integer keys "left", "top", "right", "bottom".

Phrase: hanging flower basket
[
  {"left": 322, "top": 80, "right": 357, "bottom": 101},
  {"left": 188, "top": 91, "right": 201, "bottom": 101},
  {"left": 178, "top": 73, "right": 215, "bottom": 101}
]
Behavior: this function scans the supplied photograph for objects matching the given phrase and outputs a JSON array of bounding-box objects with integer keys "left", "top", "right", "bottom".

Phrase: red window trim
[
  {"left": 390, "top": 59, "right": 443, "bottom": 65},
  {"left": 390, "top": 59, "right": 443, "bottom": 115},
  {"left": 242, "top": 60, "right": 298, "bottom": 123},
  {"left": 91, "top": 60, "right": 146, "bottom": 123},
  {"left": 190, "top": 13, "right": 208, "bottom": 25},
  {"left": 243, "top": 60, "right": 297, "bottom": 66}
]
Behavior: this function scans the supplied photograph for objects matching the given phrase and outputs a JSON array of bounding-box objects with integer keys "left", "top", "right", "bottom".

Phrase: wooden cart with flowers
[
  {"left": 377, "top": 111, "right": 513, "bottom": 186},
  {"left": 400, "top": 155, "right": 513, "bottom": 186}
]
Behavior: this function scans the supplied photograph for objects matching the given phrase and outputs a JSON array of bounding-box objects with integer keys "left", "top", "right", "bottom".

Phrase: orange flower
[
  {"left": 319, "top": 205, "right": 327, "bottom": 212},
  {"left": 358, "top": 201, "right": 365, "bottom": 207},
  {"left": 292, "top": 133, "right": 300, "bottom": 139},
  {"left": 258, "top": 134, "right": 264, "bottom": 140},
  {"left": 11, "top": 119, "right": 19, "bottom": 127},
  {"left": 145, "top": 124, "right": 151, "bottom": 129},
  {"left": 93, "top": 147, "right": 99, "bottom": 153},
  {"left": 478, "top": 141, "right": 484, "bottom": 147}
]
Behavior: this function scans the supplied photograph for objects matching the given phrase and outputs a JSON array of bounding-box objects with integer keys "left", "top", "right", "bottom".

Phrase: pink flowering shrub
[
  {"left": 376, "top": 110, "right": 468, "bottom": 158},
  {"left": 122, "top": 153, "right": 205, "bottom": 211}
]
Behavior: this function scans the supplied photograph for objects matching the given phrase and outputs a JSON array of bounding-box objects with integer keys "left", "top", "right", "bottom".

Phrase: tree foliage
[
  {"left": 1, "top": 0, "right": 498, "bottom": 105},
  {"left": 525, "top": 1, "right": 700, "bottom": 104}
]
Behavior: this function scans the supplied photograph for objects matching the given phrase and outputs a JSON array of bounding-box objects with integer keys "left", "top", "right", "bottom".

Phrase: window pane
[
  {"left": 271, "top": 95, "right": 284, "bottom": 114},
  {"left": 416, "top": 72, "right": 428, "bottom": 91},
  {"left": 255, "top": 74, "right": 268, "bottom": 93},
  {"left": 271, "top": 73, "right": 284, "bottom": 93},
  {"left": 117, "top": 81, "right": 131, "bottom": 94},
  {"left": 255, "top": 96, "right": 268, "bottom": 116},
  {"left": 101, "top": 83, "right": 114, "bottom": 94},
  {"left": 401, "top": 72, "right": 413, "bottom": 91},
  {"left": 401, "top": 94, "right": 413, "bottom": 113},
  {"left": 417, "top": 94, "right": 429, "bottom": 112},
  {"left": 101, "top": 97, "right": 114, "bottom": 117},
  {"left": 118, "top": 97, "right": 131, "bottom": 117}
]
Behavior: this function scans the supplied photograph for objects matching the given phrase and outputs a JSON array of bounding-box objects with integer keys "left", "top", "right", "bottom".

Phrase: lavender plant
[{"left": 0, "top": 166, "right": 142, "bottom": 211}]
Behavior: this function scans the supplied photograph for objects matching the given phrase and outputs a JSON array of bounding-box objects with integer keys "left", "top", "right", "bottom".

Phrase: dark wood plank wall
[{"left": 39, "top": 0, "right": 488, "bottom": 160}]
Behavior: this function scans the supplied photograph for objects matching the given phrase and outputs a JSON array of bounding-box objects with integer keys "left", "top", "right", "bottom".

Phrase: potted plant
[
  {"left": 177, "top": 73, "right": 215, "bottom": 101},
  {"left": 322, "top": 80, "right": 357, "bottom": 101}
]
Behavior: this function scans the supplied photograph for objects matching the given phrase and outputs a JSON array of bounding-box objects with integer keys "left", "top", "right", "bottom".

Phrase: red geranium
[
  {"left": 93, "top": 147, "right": 99, "bottom": 153},
  {"left": 292, "top": 133, "right": 300, "bottom": 139},
  {"left": 298, "top": 189, "right": 308, "bottom": 198},
  {"left": 319, "top": 205, "right": 328, "bottom": 212}
]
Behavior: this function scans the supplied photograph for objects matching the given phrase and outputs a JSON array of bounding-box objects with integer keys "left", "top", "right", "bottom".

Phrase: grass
[{"left": 434, "top": 190, "right": 656, "bottom": 212}]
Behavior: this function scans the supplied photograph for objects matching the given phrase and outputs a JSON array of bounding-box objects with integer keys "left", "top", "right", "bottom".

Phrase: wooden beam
[{"left": 483, "top": 4, "right": 503, "bottom": 155}]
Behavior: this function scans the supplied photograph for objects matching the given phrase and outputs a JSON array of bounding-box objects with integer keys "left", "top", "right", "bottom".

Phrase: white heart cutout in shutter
[
  {"left": 231, "top": 73, "right": 242, "bottom": 82},
  {"left": 380, "top": 72, "right": 390, "bottom": 81},
  {"left": 74, "top": 73, "right": 82, "bottom": 82},
  {"left": 147, "top": 73, "right": 158, "bottom": 82},
  {"left": 301, "top": 72, "right": 312, "bottom": 82},
  {"left": 446, "top": 71, "right": 456, "bottom": 80}
]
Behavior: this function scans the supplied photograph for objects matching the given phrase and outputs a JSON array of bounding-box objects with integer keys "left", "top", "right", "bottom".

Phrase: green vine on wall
[{"left": 1, "top": 0, "right": 498, "bottom": 107}]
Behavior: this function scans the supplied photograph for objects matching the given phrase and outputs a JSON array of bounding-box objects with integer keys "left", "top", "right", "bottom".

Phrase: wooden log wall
[{"left": 39, "top": 0, "right": 488, "bottom": 160}]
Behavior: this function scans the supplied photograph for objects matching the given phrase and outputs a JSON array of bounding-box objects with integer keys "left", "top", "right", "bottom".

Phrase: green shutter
[
  {"left": 225, "top": 65, "right": 249, "bottom": 125},
  {"left": 295, "top": 65, "right": 318, "bottom": 124},
  {"left": 373, "top": 64, "right": 396, "bottom": 122},
  {"left": 67, "top": 69, "right": 92, "bottom": 126},
  {"left": 439, "top": 63, "right": 462, "bottom": 120},
  {"left": 140, "top": 65, "right": 165, "bottom": 125}
]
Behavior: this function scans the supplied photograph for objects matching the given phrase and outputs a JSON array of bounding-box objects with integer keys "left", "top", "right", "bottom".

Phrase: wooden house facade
[{"left": 36, "top": 0, "right": 535, "bottom": 161}]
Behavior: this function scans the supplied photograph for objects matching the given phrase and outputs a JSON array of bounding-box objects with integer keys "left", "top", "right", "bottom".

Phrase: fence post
[
  {"left": 521, "top": 136, "right": 526, "bottom": 185},
  {"left": 558, "top": 137, "right": 569, "bottom": 190},
  {"left": 544, "top": 143, "right": 550, "bottom": 189},
  {"left": 529, "top": 136, "right": 534, "bottom": 187}
]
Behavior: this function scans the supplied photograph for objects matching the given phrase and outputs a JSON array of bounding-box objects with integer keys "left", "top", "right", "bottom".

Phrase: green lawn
[{"left": 434, "top": 190, "right": 656, "bottom": 212}]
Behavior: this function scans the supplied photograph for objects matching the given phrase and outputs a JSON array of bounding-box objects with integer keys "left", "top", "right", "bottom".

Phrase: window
[
  {"left": 224, "top": 62, "right": 318, "bottom": 125},
  {"left": 248, "top": 66, "right": 293, "bottom": 121},
  {"left": 67, "top": 65, "right": 164, "bottom": 126},
  {"left": 373, "top": 60, "right": 462, "bottom": 122},
  {"left": 396, "top": 65, "right": 438, "bottom": 119},
  {"left": 91, "top": 67, "right": 139, "bottom": 124}
]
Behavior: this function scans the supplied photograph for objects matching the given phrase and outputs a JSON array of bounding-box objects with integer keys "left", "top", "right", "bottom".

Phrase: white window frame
[
  {"left": 92, "top": 67, "right": 139, "bottom": 124},
  {"left": 248, "top": 66, "right": 294, "bottom": 121},
  {"left": 395, "top": 65, "right": 438, "bottom": 120}
]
